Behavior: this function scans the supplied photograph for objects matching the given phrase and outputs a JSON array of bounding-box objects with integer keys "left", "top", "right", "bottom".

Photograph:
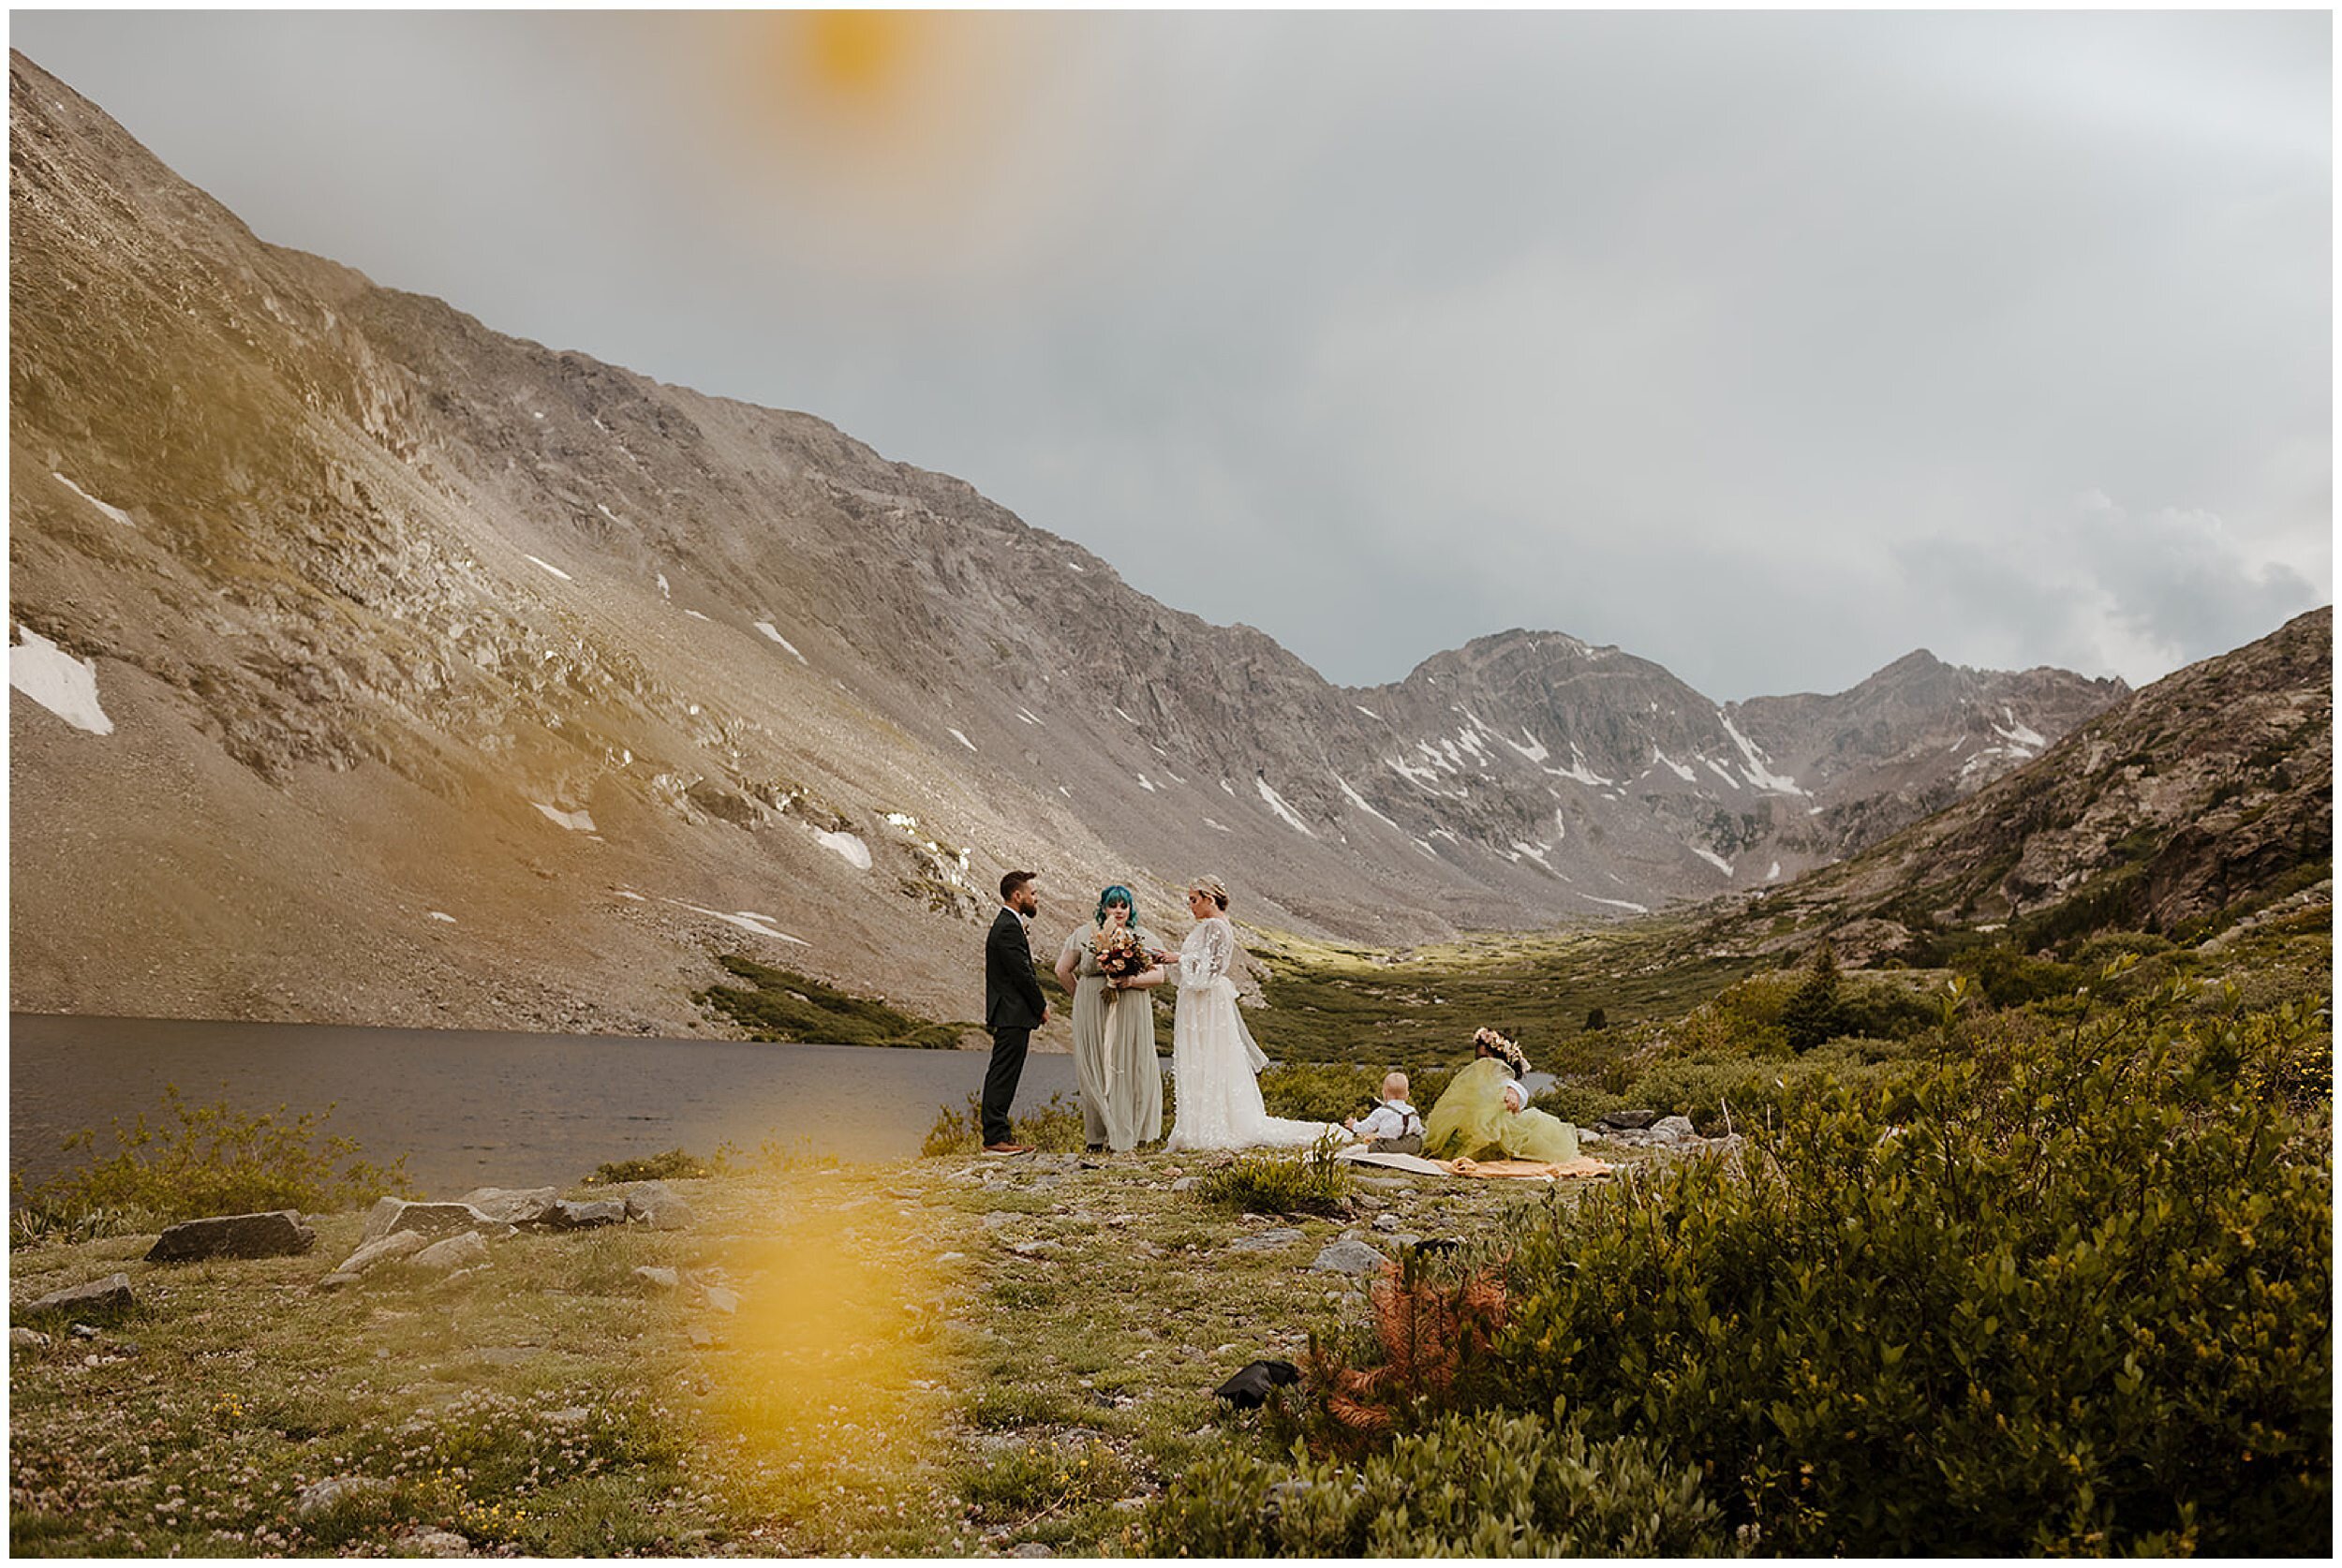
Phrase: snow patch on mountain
[
  {"left": 755, "top": 622, "right": 808, "bottom": 663},
  {"left": 1334, "top": 773, "right": 1401, "bottom": 829},
  {"left": 51, "top": 472, "right": 134, "bottom": 526},
  {"left": 532, "top": 802, "right": 595, "bottom": 832},
  {"left": 660, "top": 898, "right": 808, "bottom": 945},
  {"left": 1652, "top": 749, "right": 1697, "bottom": 783},
  {"left": 524, "top": 555, "right": 573, "bottom": 582},
  {"left": 1255, "top": 777, "right": 1316, "bottom": 836},
  {"left": 815, "top": 829, "right": 872, "bottom": 871},
  {"left": 9, "top": 627, "right": 113, "bottom": 733},
  {"left": 1718, "top": 711, "right": 1807, "bottom": 795}
]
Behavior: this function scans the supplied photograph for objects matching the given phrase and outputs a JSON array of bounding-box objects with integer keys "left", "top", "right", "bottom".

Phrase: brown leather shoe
[{"left": 982, "top": 1141, "right": 1035, "bottom": 1156}]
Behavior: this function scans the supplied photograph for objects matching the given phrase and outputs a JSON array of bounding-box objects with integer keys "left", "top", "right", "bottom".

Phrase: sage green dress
[
  {"left": 1060, "top": 925, "right": 1165, "bottom": 1152},
  {"left": 1422, "top": 1057, "right": 1579, "bottom": 1163}
]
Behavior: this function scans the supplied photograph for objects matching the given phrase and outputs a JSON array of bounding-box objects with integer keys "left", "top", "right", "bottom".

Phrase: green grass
[{"left": 1244, "top": 920, "right": 1761, "bottom": 1071}]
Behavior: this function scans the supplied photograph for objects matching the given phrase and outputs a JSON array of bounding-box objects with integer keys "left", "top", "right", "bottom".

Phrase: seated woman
[{"left": 1421, "top": 1028, "right": 1580, "bottom": 1164}]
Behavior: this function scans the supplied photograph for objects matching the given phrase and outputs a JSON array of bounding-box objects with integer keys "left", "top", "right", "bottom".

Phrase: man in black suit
[{"left": 982, "top": 869, "right": 1049, "bottom": 1154}]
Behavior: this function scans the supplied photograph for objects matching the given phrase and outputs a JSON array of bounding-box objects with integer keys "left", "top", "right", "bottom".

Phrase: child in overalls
[{"left": 1344, "top": 1072, "right": 1425, "bottom": 1155}]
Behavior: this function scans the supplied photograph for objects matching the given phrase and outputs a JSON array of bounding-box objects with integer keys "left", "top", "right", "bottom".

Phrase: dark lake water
[{"left": 8, "top": 1013, "right": 1101, "bottom": 1198}]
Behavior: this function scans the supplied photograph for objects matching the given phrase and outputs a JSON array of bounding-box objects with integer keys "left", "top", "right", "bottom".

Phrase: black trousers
[{"left": 982, "top": 1026, "right": 1030, "bottom": 1146}]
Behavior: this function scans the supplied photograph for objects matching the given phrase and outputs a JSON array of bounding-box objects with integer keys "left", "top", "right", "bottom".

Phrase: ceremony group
[{"left": 975, "top": 870, "right": 1583, "bottom": 1164}]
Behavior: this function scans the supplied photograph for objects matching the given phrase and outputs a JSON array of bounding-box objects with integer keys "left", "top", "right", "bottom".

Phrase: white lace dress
[{"left": 1164, "top": 916, "right": 1337, "bottom": 1152}]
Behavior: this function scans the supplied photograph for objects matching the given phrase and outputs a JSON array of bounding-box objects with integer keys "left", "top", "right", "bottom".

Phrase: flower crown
[{"left": 1474, "top": 1026, "right": 1529, "bottom": 1077}]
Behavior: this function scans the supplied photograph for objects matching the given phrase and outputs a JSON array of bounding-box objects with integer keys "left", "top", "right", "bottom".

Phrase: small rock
[
  {"left": 551, "top": 1198, "right": 627, "bottom": 1229},
  {"left": 1311, "top": 1238, "right": 1386, "bottom": 1276},
  {"left": 334, "top": 1230, "right": 430, "bottom": 1279},
  {"left": 296, "top": 1475, "right": 390, "bottom": 1518},
  {"left": 1597, "top": 1109, "right": 1659, "bottom": 1131},
  {"left": 1371, "top": 1213, "right": 1402, "bottom": 1233},
  {"left": 1007, "top": 1240, "right": 1061, "bottom": 1258},
  {"left": 69, "top": 1324, "right": 102, "bottom": 1340},
  {"left": 21, "top": 1273, "right": 133, "bottom": 1317},
  {"left": 1387, "top": 1233, "right": 1423, "bottom": 1248},
  {"left": 393, "top": 1525, "right": 472, "bottom": 1558},
  {"left": 146, "top": 1209, "right": 318, "bottom": 1264},
  {"left": 410, "top": 1232, "right": 491, "bottom": 1273},
  {"left": 686, "top": 1325, "right": 715, "bottom": 1348},
  {"left": 11, "top": 1327, "right": 52, "bottom": 1349},
  {"left": 1169, "top": 1176, "right": 1198, "bottom": 1192},
  {"left": 626, "top": 1182, "right": 695, "bottom": 1231},
  {"left": 362, "top": 1201, "right": 499, "bottom": 1246},
  {"left": 1649, "top": 1116, "right": 1697, "bottom": 1146},
  {"left": 1010, "top": 1542, "right": 1054, "bottom": 1557},
  {"left": 1225, "top": 1228, "right": 1304, "bottom": 1253},
  {"left": 457, "top": 1187, "right": 560, "bottom": 1227},
  {"left": 633, "top": 1266, "right": 680, "bottom": 1291},
  {"left": 704, "top": 1286, "right": 740, "bottom": 1315}
]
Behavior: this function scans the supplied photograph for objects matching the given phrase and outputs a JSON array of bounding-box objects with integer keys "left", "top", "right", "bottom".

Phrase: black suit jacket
[{"left": 985, "top": 907, "right": 1047, "bottom": 1029}]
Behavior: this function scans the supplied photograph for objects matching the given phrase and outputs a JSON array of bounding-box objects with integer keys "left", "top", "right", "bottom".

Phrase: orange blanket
[{"left": 1444, "top": 1156, "right": 1612, "bottom": 1181}]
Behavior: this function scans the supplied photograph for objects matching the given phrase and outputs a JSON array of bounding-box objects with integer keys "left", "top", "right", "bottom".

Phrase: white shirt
[{"left": 1354, "top": 1100, "right": 1421, "bottom": 1140}]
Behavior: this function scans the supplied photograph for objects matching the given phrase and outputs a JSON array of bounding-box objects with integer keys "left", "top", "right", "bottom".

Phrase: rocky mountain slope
[
  {"left": 8, "top": 51, "right": 2125, "bottom": 1034},
  {"left": 1712, "top": 606, "right": 2332, "bottom": 963}
]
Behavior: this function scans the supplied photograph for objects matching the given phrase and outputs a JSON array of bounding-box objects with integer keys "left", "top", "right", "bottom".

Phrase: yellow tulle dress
[{"left": 1422, "top": 1057, "right": 1580, "bottom": 1163}]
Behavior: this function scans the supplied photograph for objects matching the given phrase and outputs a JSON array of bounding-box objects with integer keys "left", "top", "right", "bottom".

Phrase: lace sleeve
[{"left": 1179, "top": 918, "right": 1236, "bottom": 988}]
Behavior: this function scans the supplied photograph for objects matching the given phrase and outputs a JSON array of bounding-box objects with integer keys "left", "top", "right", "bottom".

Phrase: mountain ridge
[{"left": 9, "top": 50, "right": 2138, "bottom": 1034}]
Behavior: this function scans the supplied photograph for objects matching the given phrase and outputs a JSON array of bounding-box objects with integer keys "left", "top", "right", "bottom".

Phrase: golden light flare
[
  {"left": 630, "top": 9, "right": 1119, "bottom": 286},
  {"left": 801, "top": 9, "right": 916, "bottom": 104},
  {"left": 692, "top": 1178, "right": 958, "bottom": 1534}
]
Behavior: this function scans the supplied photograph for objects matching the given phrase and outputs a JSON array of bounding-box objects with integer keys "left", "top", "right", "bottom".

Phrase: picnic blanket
[{"left": 1335, "top": 1147, "right": 1612, "bottom": 1182}]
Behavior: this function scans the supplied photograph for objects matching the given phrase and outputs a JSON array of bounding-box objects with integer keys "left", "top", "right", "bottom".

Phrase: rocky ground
[{"left": 4, "top": 1139, "right": 1702, "bottom": 1558}]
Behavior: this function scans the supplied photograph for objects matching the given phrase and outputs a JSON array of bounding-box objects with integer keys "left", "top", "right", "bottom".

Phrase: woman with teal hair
[
  {"left": 1052, "top": 884, "right": 1166, "bottom": 1151},
  {"left": 1421, "top": 1027, "right": 1579, "bottom": 1163}
]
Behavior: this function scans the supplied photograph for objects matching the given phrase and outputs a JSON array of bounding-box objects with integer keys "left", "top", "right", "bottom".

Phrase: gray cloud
[{"left": 12, "top": 10, "right": 2329, "bottom": 700}]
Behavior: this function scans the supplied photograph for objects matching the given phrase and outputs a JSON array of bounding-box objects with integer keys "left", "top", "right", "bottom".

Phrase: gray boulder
[
  {"left": 633, "top": 1265, "right": 679, "bottom": 1291},
  {"left": 21, "top": 1272, "right": 133, "bottom": 1316},
  {"left": 1649, "top": 1116, "right": 1697, "bottom": 1146},
  {"left": 319, "top": 1230, "right": 431, "bottom": 1290},
  {"left": 552, "top": 1198, "right": 627, "bottom": 1229},
  {"left": 626, "top": 1182, "right": 695, "bottom": 1230},
  {"left": 410, "top": 1232, "right": 491, "bottom": 1273},
  {"left": 457, "top": 1187, "right": 560, "bottom": 1227},
  {"left": 12, "top": 1326, "right": 52, "bottom": 1348},
  {"left": 1311, "top": 1238, "right": 1386, "bottom": 1276},
  {"left": 145, "top": 1210, "right": 316, "bottom": 1264},
  {"left": 704, "top": 1285, "right": 741, "bottom": 1315},
  {"left": 1597, "top": 1109, "right": 1660, "bottom": 1131},
  {"left": 362, "top": 1200, "right": 499, "bottom": 1245}
]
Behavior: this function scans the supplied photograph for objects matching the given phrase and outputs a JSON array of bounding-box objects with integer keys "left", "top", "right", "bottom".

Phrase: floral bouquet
[{"left": 1093, "top": 925, "right": 1152, "bottom": 1001}]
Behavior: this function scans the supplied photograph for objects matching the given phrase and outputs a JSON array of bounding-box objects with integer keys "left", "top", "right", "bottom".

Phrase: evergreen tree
[{"left": 1781, "top": 937, "right": 1848, "bottom": 1054}]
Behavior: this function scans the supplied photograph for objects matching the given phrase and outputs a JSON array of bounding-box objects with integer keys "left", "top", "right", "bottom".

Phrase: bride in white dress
[{"left": 1159, "top": 876, "right": 1340, "bottom": 1152}]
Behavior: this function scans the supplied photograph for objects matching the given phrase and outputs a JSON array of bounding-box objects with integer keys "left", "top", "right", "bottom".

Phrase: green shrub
[
  {"left": 1487, "top": 979, "right": 2333, "bottom": 1554},
  {"left": 586, "top": 1147, "right": 712, "bottom": 1184},
  {"left": 1953, "top": 945, "right": 2086, "bottom": 1010},
  {"left": 2072, "top": 930, "right": 2177, "bottom": 968},
  {"left": 695, "top": 955, "right": 970, "bottom": 1047},
  {"left": 1528, "top": 1079, "right": 1624, "bottom": 1128},
  {"left": 1142, "top": 1404, "right": 1739, "bottom": 1556},
  {"left": 1191, "top": 1140, "right": 1352, "bottom": 1218},
  {"left": 12, "top": 1085, "right": 408, "bottom": 1241},
  {"left": 919, "top": 1092, "right": 1089, "bottom": 1157},
  {"left": 1259, "top": 1061, "right": 1452, "bottom": 1123}
]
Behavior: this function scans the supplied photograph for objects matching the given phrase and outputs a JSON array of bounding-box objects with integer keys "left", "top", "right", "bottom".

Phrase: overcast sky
[{"left": 12, "top": 9, "right": 2331, "bottom": 700}]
